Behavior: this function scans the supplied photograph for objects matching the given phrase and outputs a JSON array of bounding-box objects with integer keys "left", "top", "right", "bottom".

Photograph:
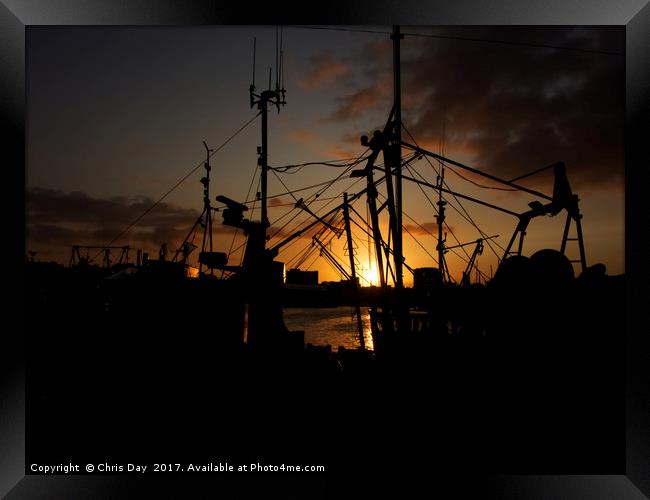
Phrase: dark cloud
[
  {"left": 298, "top": 50, "right": 350, "bottom": 91},
  {"left": 327, "top": 27, "right": 624, "bottom": 191},
  {"left": 404, "top": 221, "right": 455, "bottom": 237},
  {"left": 325, "top": 84, "right": 386, "bottom": 122},
  {"left": 27, "top": 223, "right": 78, "bottom": 243},
  {"left": 404, "top": 221, "right": 436, "bottom": 236},
  {"left": 400, "top": 27, "right": 624, "bottom": 190},
  {"left": 269, "top": 196, "right": 291, "bottom": 207},
  {"left": 26, "top": 187, "right": 237, "bottom": 262},
  {"left": 27, "top": 187, "right": 199, "bottom": 228}
]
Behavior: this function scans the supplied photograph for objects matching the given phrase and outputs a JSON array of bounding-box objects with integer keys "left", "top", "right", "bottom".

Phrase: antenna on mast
[
  {"left": 248, "top": 29, "right": 287, "bottom": 239},
  {"left": 279, "top": 26, "right": 286, "bottom": 110},
  {"left": 279, "top": 26, "right": 284, "bottom": 91},
  {"left": 275, "top": 26, "right": 279, "bottom": 90},
  {"left": 275, "top": 26, "right": 287, "bottom": 113},
  {"left": 249, "top": 37, "right": 257, "bottom": 108},
  {"left": 436, "top": 166, "right": 448, "bottom": 282},
  {"left": 391, "top": 25, "right": 404, "bottom": 290}
]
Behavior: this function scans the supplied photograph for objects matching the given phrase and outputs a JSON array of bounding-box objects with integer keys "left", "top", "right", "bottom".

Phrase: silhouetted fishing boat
[
  {"left": 27, "top": 24, "right": 623, "bottom": 367},
  {"left": 26, "top": 26, "right": 625, "bottom": 473}
]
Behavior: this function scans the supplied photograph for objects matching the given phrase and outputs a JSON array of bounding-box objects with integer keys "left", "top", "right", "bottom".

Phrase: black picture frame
[{"left": 2, "top": 1, "right": 648, "bottom": 497}]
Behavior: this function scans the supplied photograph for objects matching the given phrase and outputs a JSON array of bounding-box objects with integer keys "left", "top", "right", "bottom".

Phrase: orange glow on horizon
[{"left": 360, "top": 265, "right": 380, "bottom": 287}]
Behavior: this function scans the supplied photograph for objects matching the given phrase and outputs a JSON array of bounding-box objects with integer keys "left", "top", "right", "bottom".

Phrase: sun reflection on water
[{"left": 283, "top": 306, "right": 374, "bottom": 351}]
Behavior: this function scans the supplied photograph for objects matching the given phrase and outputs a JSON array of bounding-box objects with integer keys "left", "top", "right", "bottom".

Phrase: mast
[
  {"left": 355, "top": 137, "right": 387, "bottom": 290},
  {"left": 249, "top": 31, "right": 286, "bottom": 243},
  {"left": 243, "top": 29, "right": 287, "bottom": 349},
  {"left": 343, "top": 193, "right": 366, "bottom": 350},
  {"left": 435, "top": 167, "right": 447, "bottom": 282},
  {"left": 257, "top": 88, "right": 280, "bottom": 235},
  {"left": 390, "top": 25, "right": 408, "bottom": 338},
  {"left": 199, "top": 141, "right": 214, "bottom": 276},
  {"left": 260, "top": 94, "right": 269, "bottom": 231},
  {"left": 392, "top": 25, "right": 404, "bottom": 290}
]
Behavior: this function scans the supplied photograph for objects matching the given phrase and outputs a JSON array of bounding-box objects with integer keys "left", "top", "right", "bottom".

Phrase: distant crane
[
  {"left": 70, "top": 245, "right": 130, "bottom": 268},
  {"left": 443, "top": 235, "right": 499, "bottom": 285}
]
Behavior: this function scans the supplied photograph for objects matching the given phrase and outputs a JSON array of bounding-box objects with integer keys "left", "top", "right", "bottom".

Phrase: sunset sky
[{"left": 26, "top": 26, "right": 625, "bottom": 284}]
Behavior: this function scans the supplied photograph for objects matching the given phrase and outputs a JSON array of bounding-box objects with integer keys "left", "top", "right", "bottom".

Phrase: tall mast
[
  {"left": 354, "top": 135, "right": 387, "bottom": 290},
  {"left": 249, "top": 30, "right": 286, "bottom": 243},
  {"left": 392, "top": 25, "right": 404, "bottom": 290},
  {"left": 200, "top": 141, "right": 214, "bottom": 276},
  {"left": 343, "top": 193, "right": 365, "bottom": 350},
  {"left": 436, "top": 167, "right": 447, "bottom": 282},
  {"left": 260, "top": 93, "right": 270, "bottom": 231}
]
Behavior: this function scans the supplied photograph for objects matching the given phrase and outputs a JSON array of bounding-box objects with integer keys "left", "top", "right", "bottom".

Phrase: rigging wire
[
  {"left": 345, "top": 203, "right": 413, "bottom": 274},
  {"left": 287, "top": 224, "right": 339, "bottom": 271},
  {"left": 236, "top": 174, "right": 262, "bottom": 267},
  {"left": 269, "top": 209, "right": 306, "bottom": 244},
  {"left": 92, "top": 112, "right": 261, "bottom": 261},
  {"left": 230, "top": 172, "right": 263, "bottom": 267},
  {"left": 215, "top": 195, "right": 345, "bottom": 210},
  {"left": 274, "top": 152, "right": 416, "bottom": 281},
  {"left": 280, "top": 165, "right": 410, "bottom": 284},
  {"left": 315, "top": 230, "right": 368, "bottom": 283},
  {"left": 402, "top": 122, "right": 505, "bottom": 258},
  {"left": 270, "top": 155, "right": 370, "bottom": 173},
  {"left": 405, "top": 160, "right": 505, "bottom": 256},
  {"left": 290, "top": 241, "right": 318, "bottom": 269},
  {"left": 268, "top": 187, "right": 346, "bottom": 251},
  {"left": 222, "top": 162, "right": 260, "bottom": 276},
  {"left": 275, "top": 213, "right": 331, "bottom": 257},
  {"left": 376, "top": 190, "right": 472, "bottom": 268},
  {"left": 303, "top": 250, "right": 322, "bottom": 272},
  {"left": 287, "top": 25, "right": 624, "bottom": 57},
  {"left": 300, "top": 153, "right": 385, "bottom": 218},
  {"left": 398, "top": 201, "right": 438, "bottom": 241},
  {"left": 344, "top": 226, "right": 376, "bottom": 285},
  {"left": 266, "top": 149, "right": 374, "bottom": 252},
  {"left": 266, "top": 164, "right": 369, "bottom": 249},
  {"left": 402, "top": 30, "right": 624, "bottom": 57},
  {"left": 256, "top": 176, "right": 359, "bottom": 204},
  {"left": 403, "top": 163, "right": 471, "bottom": 261},
  {"left": 266, "top": 170, "right": 356, "bottom": 246},
  {"left": 347, "top": 211, "right": 402, "bottom": 269},
  {"left": 299, "top": 148, "right": 371, "bottom": 208},
  {"left": 349, "top": 224, "right": 372, "bottom": 258},
  {"left": 445, "top": 165, "right": 519, "bottom": 191},
  {"left": 223, "top": 172, "right": 359, "bottom": 256},
  {"left": 227, "top": 196, "right": 304, "bottom": 259},
  {"left": 404, "top": 163, "right": 440, "bottom": 213},
  {"left": 270, "top": 168, "right": 299, "bottom": 203},
  {"left": 402, "top": 221, "right": 439, "bottom": 266},
  {"left": 388, "top": 168, "right": 472, "bottom": 262},
  {"left": 279, "top": 212, "right": 342, "bottom": 260}
]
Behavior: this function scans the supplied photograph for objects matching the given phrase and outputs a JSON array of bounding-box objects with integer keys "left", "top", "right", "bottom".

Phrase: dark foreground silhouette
[{"left": 25, "top": 252, "right": 624, "bottom": 475}]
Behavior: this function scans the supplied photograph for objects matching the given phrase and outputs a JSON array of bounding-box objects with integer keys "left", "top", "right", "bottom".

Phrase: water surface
[{"left": 283, "top": 306, "right": 373, "bottom": 350}]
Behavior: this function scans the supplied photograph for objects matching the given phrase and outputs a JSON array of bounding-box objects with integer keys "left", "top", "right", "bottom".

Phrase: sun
[{"left": 361, "top": 265, "right": 379, "bottom": 287}]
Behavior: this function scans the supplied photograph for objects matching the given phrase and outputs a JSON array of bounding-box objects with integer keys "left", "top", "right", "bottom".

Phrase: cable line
[
  {"left": 93, "top": 112, "right": 260, "bottom": 261},
  {"left": 287, "top": 25, "right": 623, "bottom": 57},
  {"left": 402, "top": 122, "right": 505, "bottom": 259}
]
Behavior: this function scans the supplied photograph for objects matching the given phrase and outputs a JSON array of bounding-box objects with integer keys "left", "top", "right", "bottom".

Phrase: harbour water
[{"left": 283, "top": 307, "right": 373, "bottom": 350}]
